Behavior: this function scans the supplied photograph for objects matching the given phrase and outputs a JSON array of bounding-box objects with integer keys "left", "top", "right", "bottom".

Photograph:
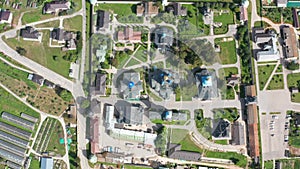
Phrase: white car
[{"left": 284, "top": 135, "right": 289, "bottom": 142}]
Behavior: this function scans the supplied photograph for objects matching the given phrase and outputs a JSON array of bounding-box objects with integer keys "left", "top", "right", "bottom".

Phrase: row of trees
[{"left": 236, "top": 25, "right": 252, "bottom": 84}]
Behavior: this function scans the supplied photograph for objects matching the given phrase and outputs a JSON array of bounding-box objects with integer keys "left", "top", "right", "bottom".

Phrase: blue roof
[
  {"left": 41, "top": 157, "right": 53, "bottom": 169},
  {"left": 129, "top": 81, "right": 135, "bottom": 89},
  {"left": 201, "top": 75, "right": 212, "bottom": 87}
]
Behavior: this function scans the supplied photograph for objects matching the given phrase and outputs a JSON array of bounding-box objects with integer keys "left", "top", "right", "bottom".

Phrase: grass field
[
  {"left": 134, "top": 45, "right": 147, "bottom": 62},
  {"left": 94, "top": 4, "right": 135, "bottom": 16},
  {"left": 152, "top": 61, "right": 164, "bottom": 69},
  {"left": 205, "top": 151, "right": 247, "bottom": 168},
  {"left": 221, "top": 86, "right": 235, "bottom": 100},
  {"left": 215, "top": 38, "right": 237, "bottom": 64},
  {"left": 0, "top": 87, "right": 40, "bottom": 119},
  {"left": 279, "top": 159, "right": 300, "bottom": 169},
  {"left": 29, "top": 154, "right": 40, "bottom": 169},
  {"left": 63, "top": 15, "right": 83, "bottom": 32},
  {"left": 214, "top": 139, "right": 228, "bottom": 145},
  {"left": 46, "top": 118, "right": 66, "bottom": 156},
  {"left": 0, "top": 59, "right": 73, "bottom": 115},
  {"left": 287, "top": 73, "right": 300, "bottom": 88},
  {"left": 258, "top": 65, "right": 276, "bottom": 90},
  {"left": 181, "top": 85, "right": 198, "bottom": 101},
  {"left": 4, "top": 30, "right": 71, "bottom": 77},
  {"left": 126, "top": 58, "right": 140, "bottom": 67},
  {"left": 35, "top": 20, "right": 60, "bottom": 28},
  {"left": 267, "top": 74, "right": 284, "bottom": 90},
  {"left": 213, "top": 11, "right": 234, "bottom": 34},
  {"left": 169, "top": 128, "right": 189, "bottom": 143},
  {"left": 22, "top": 9, "right": 54, "bottom": 25},
  {"left": 264, "top": 161, "right": 273, "bottom": 169},
  {"left": 218, "top": 67, "right": 238, "bottom": 78}
]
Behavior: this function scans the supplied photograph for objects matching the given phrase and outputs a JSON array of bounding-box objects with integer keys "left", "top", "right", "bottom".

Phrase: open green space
[
  {"left": 264, "top": 160, "right": 273, "bottom": 169},
  {"left": 214, "top": 139, "right": 228, "bottom": 145},
  {"left": 152, "top": 61, "right": 164, "bottom": 69},
  {"left": 292, "top": 93, "right": 300, "bottom": 103},
  {"left": 221, "top": 86, "right": 235, "bottom": 100},
  {"left": 4, "top": 30, "right": 71, "bottom": 78},
  {"left": 219, "top": 67, "right": 238, "bottom": 78},
  {"left": 276, "top": 65, "right": 283, "bottom": 73},
  {"left": 181, "top": 84, "right": 198, "bottom": 101},
  {"left": 169, "top": 128, "right": 189, "bottom": 144},
  {"left": 112, "top": 51, "right": 131, "bottom": 69},
  {"left": 63, "top": 15, "right": 83, "bottom": 31},
  {"left": 258, "top": 65, "right": 276, "bottom": 90},
  {"left": 195, "top": 109, "right": 212, "bottom": 140},
  {"left": 287, "top": 73, "right": 300, "bottom": 88},
  {"left": 205, "top": 151, "right": 247, "bottom": 168},
  {"left": 126, "top": 58, "right": 140, "bottom": 67},
  {"left": 0, "top": 87, "right": 40, "bottom": 119},
  {"left": 178, "top": 4, "right": 209, "bottom": 37},
  {"left": 279, "top": 159, "right": 300, "bottom": 169},
  {"left": 254, "top": 21, "right": 270, "bottom": 28},
  {"left": 267, "top": 74, "right": 284, "bottom": 90},
  {"left": 22, "top": 9, "right": 54, "bottom": 24},
  {"left": 215, "top": 38, "right": 237, "bottom": 64},
  {"left": 35, "top": 20, "right": 60, "bottom": 28},
  {"left": 46, "top": 118, "right": 66, "bottom": 156},
  {"left": 213, "top": 11, "right": 234, "bottom": 34},
  {"left": 287, "top": 111, "right": 300, "bottom": 148},
  {"left": 94, "top": 3, "right": 143, "bottom": 23},
  {"left": 134, "top": 45, "right": 147, "bottom": 62},
  {"left": 212, "top": 108, "right": 239, "bottom": 122},
  {"left": 262, "top": 8, "right": 281, "bottom": 23},
  {"left": 29, "top": 154, "right": 40, "bottom": 169},
  {"left": 0, "top": 58, "right": 72, "bottom": 115}
]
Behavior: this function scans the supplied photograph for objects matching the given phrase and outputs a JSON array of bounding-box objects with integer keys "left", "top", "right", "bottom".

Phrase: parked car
[{"left": 284, "top": 135, "right": 289, "bottom": 142}]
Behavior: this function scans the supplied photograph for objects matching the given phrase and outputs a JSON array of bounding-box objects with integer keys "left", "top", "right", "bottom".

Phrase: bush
[
  {"left": 287, "top": 62, "right": 299, "bottom": 70},
  {"left": 16, "top": 47, "right": 27, "bottom": 55},
  {"left": 59, "top": 89, "right": 73, "bottom": 102}
]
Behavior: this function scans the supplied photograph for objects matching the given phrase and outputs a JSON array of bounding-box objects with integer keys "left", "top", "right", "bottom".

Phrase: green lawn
[
  {"left": 169, "top": 128, "right": 189, "bottom": 143},
  {"left": 292, "top": 93, "right": 300, "bottom": 103},
  {"left": 114, "top": 53, "right": 130, "bottom": 69},
  {"left": 258, "top": 65, "right": 276, "bottom": 90},
  {"left": 215, "top": 39, "right": 237, "bottom": 64},
  {"left": 287, "top": 73, "right": 300, "bottom": 88},
  {"left": 221, "top": 86, "right": 235, "bottom": 100},
  {"left": 134, "top": 45, "right": 147, "bottom": 62},
  {"left": 195, "top": 109, "right": 212, "bottom": 140},
  {"left": 264, "top": 160, "right": 273, "bottom": 169},
  {"left": 29, "top": 154, "right": 40, "bottom": 169},
  {"left": 126, "top": 58, "right": 140, "bottom": 67},
  {"left": 179, "top": 4, "right": 209, "bottom": 37},
  {"left": 254, "top": 21, "right": 270, "bottom": 28},
  {"left": 94, "top": 4, "right": 143, "bottom": 23},
  {"left": 0, "top": 87, "right": 40, "bottom": 118},
  {"left": 279, "top": 159, "right": 300, "bottom": 169},
  {"left": 218, "top": 67, "right": 238, "bottom": 78},
  {"left": 179, "top": 135, "right": 203, "bottom": 153},
  {"left": 63, "top": 15, "right": 83, "bottom": 32},
  {"left": 205, "top": 151, "right": 247, "bottom": 168},
  {"left": 35, "top": 20, "right": 60, "bottom": 28},
  {"left": 213, "top": 108, "right": 239, "bottom": 122},
  {"left": 181, "top": 85, "right": 198, "bottom": 101},
  {"left": 152, "top": 61, "right": 164, "bottom": 69},
  {"left": 214, "top": 139, "right": 228, "bottom": 145},
  {"left": 4, "top": 31, "right": 71, "bottom": 78},
  {"left": 267, "top": 74, "right": 284, "bottom": 90},
  {"left": 22, "top": 9, "right": 54, "bottom": 24},
  {"left": 276, "top": 65, "right": 283, "bottom": 72},
  {"left": 213, "top": 11, "right": 234, "bottom": 34}
]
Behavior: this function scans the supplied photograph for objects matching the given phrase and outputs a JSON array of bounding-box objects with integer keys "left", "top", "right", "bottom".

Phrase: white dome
[
  {"left": 242, "top": 0, "right": 249, "bottom": 7},
  {"left": 90, "top": 0, "right": 96, "bottom": 5}
]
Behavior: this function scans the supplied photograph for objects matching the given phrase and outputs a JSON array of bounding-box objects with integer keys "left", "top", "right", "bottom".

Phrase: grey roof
[
  {"left": 28, "top": 73, "right": 44, "bottom": 86},
  {"left": 0, "top": 10, "right": 11, "bottom": 21},
  {"left": 43, "top": 1, "right": 70, "bottom": 13},
  {"left": 20, "top": 26, "right": 40, "bottom": 39},
  {"left": 0, "top": 139, "right": 27, "bottom": 156},
  {"left": 117, "top": 104, "right": 144, "bottom": 125},
  {"left": 148, "top": 111, "right": 162, "bottom": 120},
  {"left": 51, "top": 28, "right": 74, "bottom": 41},
  {"left": 167, "top": 3, "right": 187, "bottom": 16},
  {"left": 120, "top": 72, "right": 143, "bottom": 100},
  {"left": 95, "top": 73, "right": 106, "bottom": 95},
  {"left": 277, "top": 0, "right": 287, "bottom": 5},
  {"left": 195, "top": 69, "right": 218, "bottom": 100},
  {"left": 212, "top": 119, "right": 231, "bottom": 139},
  {"left": 231, "top": 121, "right": 245, "bottom": 145},
  {"left": 0, "top": 148, "right": 24, "bottom": 165},
  {"left": 167, "top": 143, "right": 201, "bottom": 161},
  {"left": 7, "top": 161, "right": 22, "bottom": 169},
  {"left": 154, "top": 27, "right": 174, "bottom": 51},
  {"left": 0, "top": 121, "right": 32, "bottom": 139},
  {"left": 43, "top": 80, "right": 56, "bottom": 88},
  {"left": 1, "top": 112, "right": 35, "bottom": 130},
  {"left": 96, "top": 10, "right": 109, "bottom": 29},
  {"left": 150, "top": 69, "right": 179, "bottom": 100},
  {"left": 41, "top": 157, "right": 54, "bottom": 169},
  {"left": 0, "top": 131, "right": 29, "bottom": 148}
]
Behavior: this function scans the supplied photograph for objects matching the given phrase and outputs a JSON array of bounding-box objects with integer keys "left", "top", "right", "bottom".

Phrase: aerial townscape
[{"left": 2, "top": 0, "right": 300, "bottom": 169}]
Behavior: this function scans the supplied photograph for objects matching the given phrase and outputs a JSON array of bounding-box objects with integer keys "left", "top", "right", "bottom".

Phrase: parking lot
[{"left": 260, "top": 112, "right": 289, "bottom": 160}]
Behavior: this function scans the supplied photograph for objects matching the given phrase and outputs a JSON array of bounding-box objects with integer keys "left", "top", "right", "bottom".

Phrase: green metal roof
[{"left": 287, "top": 1, "right": 300, "bottom": 7}]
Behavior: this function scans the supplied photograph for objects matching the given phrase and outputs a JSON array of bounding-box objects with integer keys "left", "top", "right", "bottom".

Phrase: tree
[
  {"left": 80, "top": 99, "right": 90, "bottom": 109},
  {"left": 59, "top": 89, "right": 73, "bottom": 102},
  {"left": 287, "top": 61, "right": 299, "bottom": 70},
  {"left": 53, "top": 55, "right": 58, "bottom": 61},
  {"left": 16, "top": 47, "right": 27, "bottom": 55}
]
